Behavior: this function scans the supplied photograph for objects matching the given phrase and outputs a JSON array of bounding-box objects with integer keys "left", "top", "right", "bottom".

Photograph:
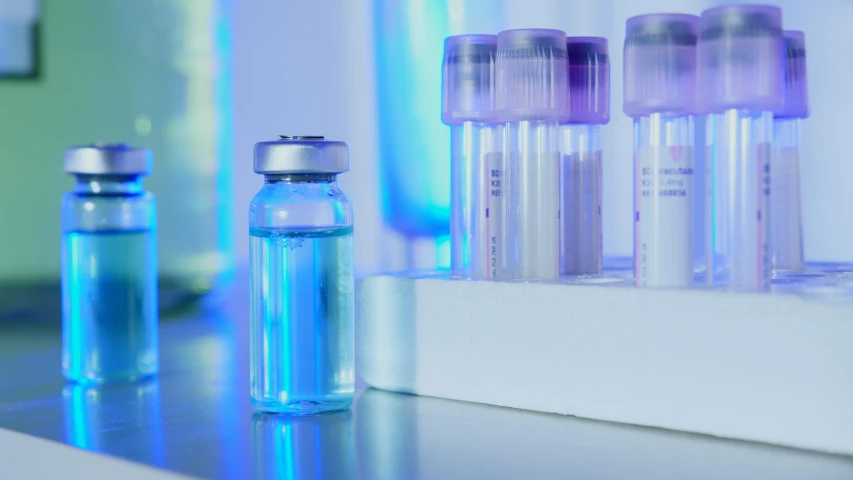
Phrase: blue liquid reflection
[
  {"left": 251, "top": 411, "right": 355, "bottom": 479},
  {"left": 62, "top": 379, "right": 165, "bottom": 466}
]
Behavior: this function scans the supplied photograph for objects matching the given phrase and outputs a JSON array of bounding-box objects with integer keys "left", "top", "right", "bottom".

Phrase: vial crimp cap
[
  {"left": 64, "top": 143, "right": 152, "bottom": 176},
  {"left": 496, "top": 28, "right": 569, "bottom": 122},
  {"left": 565, "top": 36, "right": 609, "bottom": 124},
  {"left": 697, "top": 4, "right": 784, "bottom": 113},
  {"left": 623, "top": 14, "right": 699, "bottom": 117},
  {"left": 442, "top": 34, "right": 497, "bottom": 125},
  {"left": 775, "top": 30, "right": 809, "bottom": 119},
  {"left": 254, "top": 136, "right": 349, "bottom": 174}
]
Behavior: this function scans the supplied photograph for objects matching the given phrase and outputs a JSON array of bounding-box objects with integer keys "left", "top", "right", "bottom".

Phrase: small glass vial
[
  {"left": 61, "top": 143, "right": 158, "bottom": 384},
  {"left": 249, "top": 136, "right": 354, "bottom": 414}
]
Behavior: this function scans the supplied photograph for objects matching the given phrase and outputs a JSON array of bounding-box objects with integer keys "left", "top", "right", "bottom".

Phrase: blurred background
[{"left": 1, "top": 0, "right": 851, "bottom": 313}]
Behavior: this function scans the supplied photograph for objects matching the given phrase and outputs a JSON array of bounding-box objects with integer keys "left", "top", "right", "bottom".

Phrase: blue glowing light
[{"left": 374, "top": 0, "right": 451, "bottom": 238}]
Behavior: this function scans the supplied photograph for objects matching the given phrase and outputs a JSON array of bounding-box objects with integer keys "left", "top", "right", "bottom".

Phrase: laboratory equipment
[
  {"left": 61, "top": 143, "right": 158, "bottom": 385},
  {"left": 442, "top": 34, "right": 502, "bottom": 279},
  {"left": 698, "top": 5, "right": 784, "bottom": 290},
  {"left": 624, "top": 14, "right": 699, "bottom": 287},
  {"left": 249, "top": 136, "right": 354, "bottom": 414},
  {"left": 771, "top": 30, "right": 809, "bottom": 274},
  {"left": 560, "top": 36, "right": 609, "bottom": 277},
  {"left": 496, "top": 29, "right": 568, "bottom": 282},
  {"left": 0, "top": 0, "right": 232, "bottom": 317}
]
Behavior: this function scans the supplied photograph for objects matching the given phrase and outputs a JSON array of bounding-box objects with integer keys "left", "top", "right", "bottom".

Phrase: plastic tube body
[
  {"left": 633, "top": 114, "right": 695, "bottom": 287},
  {"left": 707, "top": 109, "right": 772, "bottom": 289},
  {"left": 506, "top": 120, "right": 560, "bottom": 281},
  {"left": 770, "top": 118, "right": 804, "bottom": 273},
  {"left": 450, "top": 122, "right": 504, "bottom": 279},
  {"left": 560, "top": 124, "right": 602, "bottom": 276}
]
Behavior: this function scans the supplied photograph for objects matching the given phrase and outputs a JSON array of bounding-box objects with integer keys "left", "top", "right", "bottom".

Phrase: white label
[
  {"left": 635, "top": 145, "right": 694, "bottom": 286},
  {"left": 481, "top": 152, "right": 505, "bottom": 279}
]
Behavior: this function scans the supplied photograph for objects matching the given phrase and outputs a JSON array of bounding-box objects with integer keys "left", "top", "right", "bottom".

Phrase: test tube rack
[{"left": 356, "top": 267, "right": 853, "bottom": 456}]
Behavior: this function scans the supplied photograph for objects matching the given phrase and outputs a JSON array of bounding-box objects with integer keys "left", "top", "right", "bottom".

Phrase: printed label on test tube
[
  {"left": 482, "top": 152, "right": 506, "bottom": 279},
  {"left": 635, "top": 146, "right": 694, "bottom": 286}
]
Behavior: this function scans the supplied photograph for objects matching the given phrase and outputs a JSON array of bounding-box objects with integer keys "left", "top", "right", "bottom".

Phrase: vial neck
[
  {"left": 74, "top": 175, "right": 143, "bottom": 195},
  {"left": 263, "top": 173, "right": 337, "bottom": 184}
]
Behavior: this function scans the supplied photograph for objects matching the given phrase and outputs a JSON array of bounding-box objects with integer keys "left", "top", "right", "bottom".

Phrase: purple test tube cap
[
  {"left": 775, "top": 30, "right": 809, "bottom": 119},
  {"left": 496, "top": 28, "right": 569, "bottom": 122},
  {"left": 565, "top": 37, "right": 609, "bottom": 124},
  {"left": 442, "top": 34, "right": 498, "bottom": 125},
  {"left": 623, "top": 14, "right": 700, "bottom": 117},
  {"left": 697, "top": 4, "right": 785, "bottom": 113}
]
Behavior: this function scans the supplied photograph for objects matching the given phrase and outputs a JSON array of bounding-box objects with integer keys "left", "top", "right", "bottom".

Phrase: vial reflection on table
[
  {"left": 62, "top": 379, "right": 164, "bottom": 466},
  {"left": 251, "top": 411, "right": 355, "bottom": 480}
]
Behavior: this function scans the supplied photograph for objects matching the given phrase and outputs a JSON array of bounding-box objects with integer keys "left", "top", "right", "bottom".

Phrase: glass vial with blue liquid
[
  {"left": 61, "top": 144, "right": 158, "bottom": 384},
  {"left": 249, "top": 136, "right": 354, "bottom": 414}
]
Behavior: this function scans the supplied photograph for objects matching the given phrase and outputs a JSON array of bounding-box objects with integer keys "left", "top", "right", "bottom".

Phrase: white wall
[{"left": 233, "top": 0, "right": 853, "bottom": 271}]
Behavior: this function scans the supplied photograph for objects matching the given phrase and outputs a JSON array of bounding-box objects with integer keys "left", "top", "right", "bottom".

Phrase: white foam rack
[{"left": 356, "top": 265, "right": 853, "bottom": 456}]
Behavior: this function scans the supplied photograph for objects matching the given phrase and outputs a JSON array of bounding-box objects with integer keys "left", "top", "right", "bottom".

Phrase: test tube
[
  {"left": 771, "top": 31, "right": 809, "bottom": 274},
  {"left": 698, "top": 5, "right": 785, "bottom": 289},
  {"left": 560, "top": 37, "right": 609, "bottom": 277},
  {"left": 496, "top": 29, "right": 568, "bottom": 281},
  {"left": 624, "top": 14, "right": 699, "bottom": 287},
  {"left": 442, "top": 35, "right": 503, "bottom": 279}
]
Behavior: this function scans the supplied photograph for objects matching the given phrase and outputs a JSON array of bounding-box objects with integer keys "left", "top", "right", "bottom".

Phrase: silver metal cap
[
  {"left": 253, "top": 136, "right": 349, "bottom": 174},
  {"left": 64, "top": 143, "right": 152, "bottom": 176}
]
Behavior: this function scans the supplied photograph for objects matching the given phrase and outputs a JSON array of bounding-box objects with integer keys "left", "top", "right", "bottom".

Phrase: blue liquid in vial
[
  {"left": 62, "top": 230, "right": 158, "bottom": 384},
  {"left": 249, "top": 225, "right": 355, "bottom": 414}
]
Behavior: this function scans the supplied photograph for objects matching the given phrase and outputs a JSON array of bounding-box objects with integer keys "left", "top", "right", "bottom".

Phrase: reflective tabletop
[{"left": 1, "top": 276, "right": 853, "bottom": 479}]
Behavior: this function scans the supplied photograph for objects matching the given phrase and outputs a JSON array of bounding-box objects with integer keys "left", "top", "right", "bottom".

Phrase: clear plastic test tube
[
  {"left": 442, "top": 35, "right": 503, "bottom": 279},
  {"left": 624, "top": 14, "right": 699, "bottom": 287},
  {"left": 771, "top": 31, "right": 809, "bottom": 274},
  {"left": 560, "top": 37, "right": 609, "bottom": 277},
  {"left": 698, "top": 5, "right": 785, "bottom": 290},
  {"left": 496, "top": 29, "right": 568, "bottom": 281}
]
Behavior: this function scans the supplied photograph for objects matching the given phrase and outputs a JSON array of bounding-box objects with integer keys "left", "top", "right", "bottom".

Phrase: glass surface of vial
[
  {"left": 450, "top": 122, "right": 504, "bottom": 279},
  {"left": 249, "top": 168, "right": 354, "bottom": 414},
  {"left": 505, "top": 120, "right": 561, "bottom": 281},
  {"left": 61, "top": 174, "right": 158, "bottom": 385},
  {"left": 707, "top": 110, "right": 772, "bottom": 289}
]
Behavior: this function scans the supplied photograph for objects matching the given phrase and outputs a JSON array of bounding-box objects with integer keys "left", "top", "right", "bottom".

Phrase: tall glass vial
[
  {"left": 771, "top": 31, "right": 809, "bottom": 275},
  {"left": 496, "top": 29, "right": 568, "bottom": 282},
  {"left": 249, "top": 136, "right": 354, "bottom": 414},
  {"left": 624, "top": 15, "right": 699, "bottom": 287},
  {"left": 61, "top": 144, "right": 158, "bottom": 384},
  {"left": 697, "top": 5, "right": 784, "bottom": 290},
  {"left": 442, "top": 35, "right": 502, "bottom": 279},
  {"left": 560, "top": 37, "right": 609, "bottom": 277}
]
